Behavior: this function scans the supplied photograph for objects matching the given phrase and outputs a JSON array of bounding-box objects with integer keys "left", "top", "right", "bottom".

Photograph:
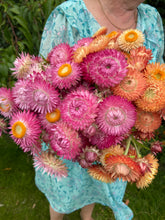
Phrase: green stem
[
  {"left": 131, "top": 138, "right": 141, "bottom": 158},
  {"left": 124, "top": 136, "right": 132, "bottom": 155}
]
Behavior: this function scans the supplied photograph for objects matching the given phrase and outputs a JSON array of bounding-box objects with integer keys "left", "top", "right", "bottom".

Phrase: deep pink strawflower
[
  {"left": 90, "top": 129, "right": 125, "bottom": 149},
  {"left": 0, "top": 87, "right": 17, "bottom": 118},
  {"left": 96, "top": 95, "right": 136, "bottom": 136},
  {"left": 87, "top": 49, "right": 128, "bottom": 88},
  {"left": 50, "top": 61, "right": 82, "bottom": 90},
  {"left": 60, "top": 88, "right": 98, "bottom": 130},
  {"left": 50, "top": 122, "right": 82, "bottom": 160},
  {"left": 9, "top": 110, "right": 41, "bottom": 150},
  {"left": 26, "top": 79, "right": 59, "bottom": 114},
  {"left": 47, "top": 43, "right": 73, "bottom": 66}
]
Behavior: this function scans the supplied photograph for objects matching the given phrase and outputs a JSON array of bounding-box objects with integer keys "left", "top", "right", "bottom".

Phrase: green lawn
[{"left": 0, "top": 134, "right": 165, "bottom": 220}]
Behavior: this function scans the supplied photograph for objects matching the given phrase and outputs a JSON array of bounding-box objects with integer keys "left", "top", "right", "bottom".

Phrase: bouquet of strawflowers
[{"left": 1, "top": 27, "right": 165, "bottom": 188}]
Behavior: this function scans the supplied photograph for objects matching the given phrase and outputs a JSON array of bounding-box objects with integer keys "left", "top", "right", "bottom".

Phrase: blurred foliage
[
  {"left": 0, "top": 0, "right": 65, "bottom": 87},
  {"left": 0, "top": 0, "right": 164, "bottom": 87}
]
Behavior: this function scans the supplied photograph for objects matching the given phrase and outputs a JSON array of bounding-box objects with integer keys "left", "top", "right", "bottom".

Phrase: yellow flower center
[
  {"left": 153, "top": 70, "right": 165, "bottom": 80},
  {"left": 145, "top": 88, "right": 155, "bottom": 101},
  {"left": 107, "top": 31, "right": 118, "bottom": 39},
  {"left": 12, "top": 121, "right": 26, "bottom": 138},
  {"left": 46, "top": 109, "right": 61, "bottom": 123},
  {"left": 125, "top": 31, "right": 138, "bottom": 42},
  {"left": 58, "top": 64, "right": 72, "bottom": 77}
]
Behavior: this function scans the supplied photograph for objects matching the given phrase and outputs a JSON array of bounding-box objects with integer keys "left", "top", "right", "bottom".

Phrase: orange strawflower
[
  {"left": 92, "top": 26, "right": 108, "bottom": 38},
  {"left": 117, "top": 29, "right": 144, "bottom": 52},
  {"left": 112, "top": 68, "right": 147, "bottom": 101},
  {"left": 135, "top": 108, "right": 161, "bottom": 133},
  {"left": 88, "top": 164, "right": 113, "bottom": 183},
  {"left": 144, "top": 63, "right": 165, "bottom": 83},
  {"left": 135, "top": 82, "right": 165, "bottom": 112},
  {"left": 104, "top": 155, "right": 142, "bottom": 182},
  {"left": 136, "top": 154, "right": 159, "bottom": 188},
  {"left": 88, "top": 35, "right": 110, "bottom": 53},
  {"left": 100, "top": 145, "right": 124, "bottom": 166},
  {"left": 73, "top": 46, "right": 89, "bottom": 63}
]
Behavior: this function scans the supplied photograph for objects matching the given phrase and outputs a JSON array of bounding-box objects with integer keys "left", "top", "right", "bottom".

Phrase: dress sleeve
[
  {"left": 39, "top": 7, "right": 79, "bottom": 58},
  {"left": 137, "top": 4, "right": 164, "bottom": 63}
]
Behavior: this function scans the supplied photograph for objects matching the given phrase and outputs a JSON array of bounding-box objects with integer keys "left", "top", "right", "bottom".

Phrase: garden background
[{"left": 0, "top": 0, "right": 165, "bottom": 219}]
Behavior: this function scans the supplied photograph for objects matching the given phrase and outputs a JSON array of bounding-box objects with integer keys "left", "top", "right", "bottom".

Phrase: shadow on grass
[{"left": 0, "top": 134, "right": 165, "bottom": 220}]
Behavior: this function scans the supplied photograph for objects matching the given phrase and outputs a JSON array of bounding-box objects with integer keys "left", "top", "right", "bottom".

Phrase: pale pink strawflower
[
  {"left": 47, "top": 43, "right": 73, "bottom": 66},
  {"left": 34, "top": 151, "right": 68, "bottom": 179},
  {"left": 87, "top": 49, "right": 128, "bottom": 88},
  {"left": 50, "top": 61, "right": 82, "bottom": 90},
  {"left": 12, "top": 79, "right": 30, "bottom": 110},
  {"left": 0, "top": 87, "right": 17, "bottom": 118},
  {"left": 60, "top": 88, "right": 98, "bottom": 130},
  {"left": 96, "top": 95, "right": 136, "bottom": 136},
  {"left": 11, "top": 53, "right": 34, "bottom": 79},
  {"left": 26, "top": 79, "right": 59, "bottom": 114},
  {"left": 9, "top": 110, "right": 41, "bottom": 151},
  {"left": 50, "top": 122, "right": 82, "bottom": 160}
]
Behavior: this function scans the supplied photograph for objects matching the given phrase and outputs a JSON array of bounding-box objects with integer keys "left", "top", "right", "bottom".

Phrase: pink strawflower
[
  {"left": 11, "top": 53, "right": 35, "bottom": 79},
  {"left": 50, "top": 61, "right": 82, "bottom": 90},
  {"left": 60, "top": 88, "right": 98, "bottom": 130},
  {"left": 26, "top": 79, "right": 59, "bottom": 114},
  {"left": 39, "top": 107, "right": 61, "bottom": 131},
  {"left": 151, "top": 141, "right": 163, "bottom": 155},
  {"left": 34, "top": 151, "right": 68, "bottom": 178},
  {"left": 88, "top": 49, "right": 128, "bottom": 88},
  {"left": 0, "top": 118, "right": 7, "bottom": 136},
  {"left": 0, "top": 87, "right": 17, "bottom": 118},
  {"left": 90, "top": 129, "right": 124, "bottom": 150},
  {"left": 12, "top": 79, "right": 30, "bottom": 110},
  {"left": 50, "top": 121, "right": 82, "bottom": 160},
  {"left": 80, "top": 53, "right": 95, "bottom": 83},
  {"left": 72, "top": 37, "right": 93, "bottom": 51},
  {"left": 47, "top": 43, "right": 73, "bottom": 66},
  {"left": 96, "top": 95, "right": 136, "bottom": 136},
  {"left": 9, "top": 110, "right": 41, "bottom": 150}
]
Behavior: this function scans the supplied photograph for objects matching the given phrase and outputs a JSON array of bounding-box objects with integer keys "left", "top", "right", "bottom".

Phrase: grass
[{"left": 0, "top": 134, "right": 165, "bottom": 220}]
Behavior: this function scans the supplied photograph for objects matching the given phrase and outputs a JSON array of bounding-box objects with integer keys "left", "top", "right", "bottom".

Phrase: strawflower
[
  {"left": 34, "top": 151, "right": 68, "bottom": 179},
  {"left": 96, "top": 95, "right": 136, "bottom": 136},
  {"left": 9, "top": 110, "right": 41, "bottom": 150},
  {"left": 60, "top": 88, "right": 98, "bottom": 130},
  {"left": 50, "top": 122, "right": 82, "bottom": 160}
]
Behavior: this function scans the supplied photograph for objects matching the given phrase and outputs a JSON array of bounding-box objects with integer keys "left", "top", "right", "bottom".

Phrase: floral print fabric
[{"left": 35, "top": 1, "right": 164, "bottom": 220}]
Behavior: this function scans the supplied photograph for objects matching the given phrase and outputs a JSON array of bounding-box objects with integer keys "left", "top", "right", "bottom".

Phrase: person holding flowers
[{"left": 0, "top": 0, "right": 164, "bottom": 220}]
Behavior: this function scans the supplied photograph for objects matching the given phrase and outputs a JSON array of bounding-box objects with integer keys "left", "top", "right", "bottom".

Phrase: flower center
[
  {"left": 12, "top": 121, "right": 26, "bottom": 138},
  {"left": 125, "top": 31, "right": 138, "bottom": 42},
  {"left": 153, "top": 70, "right": 165, "bottom": 80},
  {"left": 58, "top": 64, "right": 72, "bottom": 77},
  {"left": 107, "top": 31, "right": 118, "bottom": 39},
  {"left": 115, "top": 163, "right": 130, "bottom": 176},
  {"left": 46, "top": 109, "right": 61, "bottom": 123},
  {"left": 144, "top": 88, "right": 155, "bottom": 101}
]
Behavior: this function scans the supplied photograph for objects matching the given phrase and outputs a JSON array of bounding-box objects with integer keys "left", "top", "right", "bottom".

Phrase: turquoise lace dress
[{"left": 35, "top": 1, "right": 164, "bottom": 219}]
